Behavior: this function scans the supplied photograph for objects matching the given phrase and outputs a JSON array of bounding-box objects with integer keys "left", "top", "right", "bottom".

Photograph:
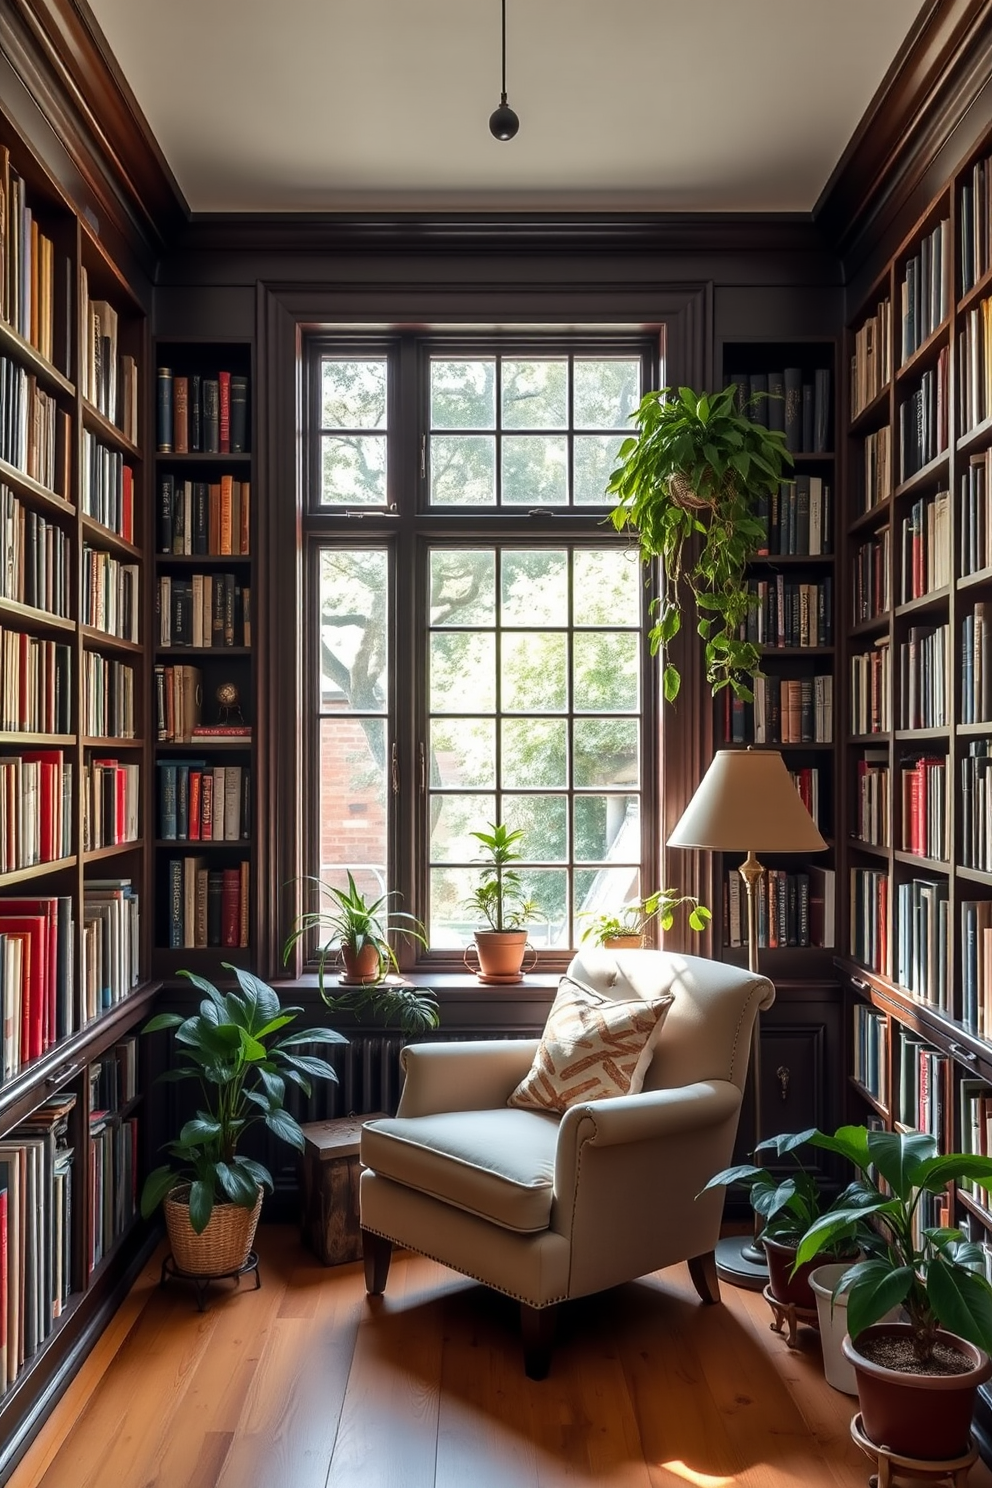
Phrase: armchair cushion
[
  {"left": 362, "top": 1107, "right": 560, "bottom": 1233},
  {"left": 508, "top": 974, "right": 674, "bottom": 1114}
]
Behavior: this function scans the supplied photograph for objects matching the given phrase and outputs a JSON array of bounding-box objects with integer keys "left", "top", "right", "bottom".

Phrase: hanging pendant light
[{"left": 489, "top": 0, "right": 519, "bottom": 140}]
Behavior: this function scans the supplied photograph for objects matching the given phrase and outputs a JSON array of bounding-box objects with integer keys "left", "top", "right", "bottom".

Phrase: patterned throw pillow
[{"left": 508, "top": 975, "right": 674, "bottom": 1114}]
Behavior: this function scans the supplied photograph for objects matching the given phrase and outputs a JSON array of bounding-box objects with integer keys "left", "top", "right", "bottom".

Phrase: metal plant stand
[
  {"left": 849, "top": 1412, "right": 977, "bottom": 1488},
  {"left": 160, "top": 1250, "right": 261, "bottom": 1312},
  {"left": 762, "top": 1283, "right": 817, "bottom": 1350}
]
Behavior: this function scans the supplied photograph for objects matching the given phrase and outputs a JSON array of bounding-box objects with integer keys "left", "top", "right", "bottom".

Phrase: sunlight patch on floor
[{"left": 661, "top": 1463, "right": 733, "bottom": 1487}]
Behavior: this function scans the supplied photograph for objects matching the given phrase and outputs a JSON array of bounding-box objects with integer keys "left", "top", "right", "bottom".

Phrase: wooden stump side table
[{"left": 299, "top": 1112, "right": 387, "bottom": 1265}]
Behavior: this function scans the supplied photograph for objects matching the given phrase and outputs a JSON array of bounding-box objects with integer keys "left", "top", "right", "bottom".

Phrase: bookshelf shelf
[
  {"left": 79, "top": 627, "right": 143, "bottom": 655},
  {"left": 80, "top": 516, "right": 142, "bottom": 561},
  {"left": 848, "top": 497, "right": 893, "bottom": 536},
  {"left": 0, "top": 318, "right": 74, "bottom": 398},
  {"left": 894, "top": 317, "right": 950, "bottom": 383},
  {"left": 894, "top": 586, "right": 951, "bottom": 617},
  {"left": 849, "top": 384, "right": 891, "bottom": 436},
  {"left": 0, "top": 456, "right": 74, "bottom": 517},
  {"left": 848, "top": 1075, "right": 888, "bottom": 1120},
  {"left": 893, "top": 450, "right": 950, "bottom": 500},
  {"left": 81, "top": 401, "right": 141, "bottom": 461},
  {"left": 155, "top": 452, "right": 252, "bottom": 466}
]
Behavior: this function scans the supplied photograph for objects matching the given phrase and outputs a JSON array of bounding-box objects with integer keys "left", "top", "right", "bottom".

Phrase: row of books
[
  {"left": 0, "top": 149, "right": 63, "bottom": 367},
  {"left": 899, "top": 624, "right": 948, "bottom": 730},
  {"left": 80, "top": 432, "right": 134, "bottom": 543},
  {"left": 81, "top": 880, "right": 139, "bottom": 1019},
  {"left": 957, "top": 293, "right": 992, "bottom": 434},
  {"left": 962, "top": 740, "right": 992, "bottom": 871},
  {"left": 89, "top": 1109, "right": 137, "bottom": 1272},
  {"left": 894, "top": 876, "right": 949, "bottom": 1010},
  {"left": 852, "top": 527, "right": 891, "bottom": 624},
  {"left": 154, "top": 663, "right": 203, "bottom": 743},
  {"left": 755, "top": 475, "right": 832, "bottom": 556},
  {"left": 81, "top": 758, "right": 139, "bottom": 852},
  {"left": 897, "top": 1027, "right": 947, "bottom": 1144},
  {"left": 959, "top": 1079, "right": 992, "bottom": 1204},
  {"left": 724, "top": 865, "right": 835, "bottom": 950},
  {"left": 961, "top": 900, "right": 992, "bottom": 1038},
  {"left": 0, "top": 630, "right": 71, "bottom": 735},
  {"left": 854, "top": 750, "right": 890, "bottom": 847},
  {"left": 0, "top": 356, "right": 70, "bottom": 497},
  {"left": 0, "top": 896, "right": 73, "bottom": 1073},
  {"left": 158, "top": 474, "right": 251, "bottom": 557},
  {"left": 850, "top": 638, "right": 891, "bottom": 735},
  {"left": 960, "top": 150, "right": 992, "bottom": 296},
  {"left": 723, "top": 674, "right": 833, "bottom": 745},
  {"left": 852, "top": 1003, "right": 889, "bottom": 1107},
  {"left": 158, "top": 761, "right": 250, "bottom": 842},
  {"left": 851, "top": 297, "right": 892, "bottom": 419},
  {"left": 789, "top": 766, "right": 823, "bottom": 831},
  {"left": 156, "top": 369, "right": 249, "bottom": 456},
  {"left": 961, "top": 449, "right": 992, "bottom": 577},
  {"left": 900, "top": 218, "right": 950, "bottom": 364},
  {"left": 0, "top": 752, "right": 72, "bottom": 873},
  {"left": 900, "top": 489, "right": 950, "bottom": 602},
  {"left": 859, "top": 426, "right": 892, "bottom": 515},
  {"left": 900, "top": 755, "right": 948, "bottom": 861},
  {"left": 80, "top": 269, "right": 138, "bottom": 442},
  {"left": 742, "top": 577, "right": 832, "bottom": 649},
  {"left": 0, "top": 483, "right": 71, "bottom": 617},
  {"left": 898, "top": 348, "right": 949, "bottom": 482},
  {"left": 156, "top": 574, "right": 251, "bottom": 649},
  {"left": 850, "top": 867, "right": 889, "bottom": 975},
  {"left": 0, "top": 1094, "right": 77, "bottom": 1388},
  {"left": 82, "top": 653, "right": 134, "bottom": 741},
  {"left": 726, "top": 367, "right": 831, "bottom": 453},
  {"left": 90, "top": 1038, "right": 137, "bottom": 1113},
  {"left": 80, "top": 547, "right": 139, "bottom": 642},
  {"left": 961, "top": 603, "right": 992, "bottom": 724},
  {"left": 167, "top": 858, "right": 249, "bottom": 949}
]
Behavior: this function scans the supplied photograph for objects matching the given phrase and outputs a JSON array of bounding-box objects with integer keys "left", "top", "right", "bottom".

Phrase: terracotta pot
[
  {"left": 340, "top": 942, "right": 382, "bottom": 984},
  {"left": 164, "top": 1183, "right": 263, "bottom": 1277},
  {"left": 603, "top": 934, "right": 643, "bottom": 949},
  {"left": 764, "top": 1235, "right": 850, "bottom": 1312},
  {"left": 468, "top": 930, "right": 534, "bottom": 982},
  {"left": 843, "top": 1322, "right": 992, "bottom": 1459}
]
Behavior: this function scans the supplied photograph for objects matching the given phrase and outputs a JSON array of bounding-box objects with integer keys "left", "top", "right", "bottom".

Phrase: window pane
[
  {"left": 501, "top": 550, "right": 567, "bottom": 626},
  {"left": 321, "top": 434, "right": 387, "bottom": 506},
  {"left": 430, "top": 435, "right": 496, "bottom": 505},
  {"left": 574, "top": 795, "right": 640, "bottom": 862},
  {"left": 430, "top": 718, "right": 495, "bottom": 788},
  {"left": 501, "top": 794, "right": 567, "bottom": 861},
  {"left": 502, "top": 435, "right": 568, "bottom": 505},
  {"left": 502, "top": 718, "right": 567, "bottom": 787},
  {"left": 573, "top": 718, "right": 639, "bottom": 787},
  {"left": 501, "top": 632, "right": 567, "bottom": 711},
  {"left": 430, "top": 865, "right": 479, "bottom": 947},
  {"left": 502, "top": 360, "right": 567, "bottom": 428},
  {"left": 574, "top": 359, "right": 640, "bottom": 427},
  {"left": 575, "top": 865, "right": 641, "bottom": 931},
  {"left": 319, "top": 550, "right": 388, "bottom": 710},
  {"left": 519, "top": 868, "right": 568, "bottom": 947},
  {"left": 430, "top": 793, "right": 496, "bottom": 863},
  {"left": 321, "top": 359, "right": 387, "bottom": 428},
  {"left": 573, "top": 434, "right": 625, "bottom": 505},
  {"left": 573, "top": 632, "right": 640, "bottom": 712},
  {"left": 431, "top": 359, "right": 495, "bottom": 429},
  {"left": 430, "top": 550, "right": 495, "bottom": 626},
  {"left": 573, "top": 550, "right": 642, "bottom": 626},
  {"left": 430, "top": 632, "right": 496, "bottom": 712},
  {"left": 318, "top": 718, "right": 387, "bottom": 895}
]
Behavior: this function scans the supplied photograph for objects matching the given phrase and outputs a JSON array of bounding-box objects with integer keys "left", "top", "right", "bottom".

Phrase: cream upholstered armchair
[{"left": 359, "top": 948, "right": 774, "bottom": 1377}]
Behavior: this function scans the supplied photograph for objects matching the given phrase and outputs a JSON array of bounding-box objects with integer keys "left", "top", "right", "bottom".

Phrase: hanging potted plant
[
  {"left": 795, "top": 1124, "right": 992, "bottom": 1459},
  {"left": 462, "top": 822, "right": 541, "bottom": 983},
  {"left": 579, "top": 887, "right": 710, "bottom": 949},
  {"left": 606, "top": 384, "right": 793, "bottom": 702}
]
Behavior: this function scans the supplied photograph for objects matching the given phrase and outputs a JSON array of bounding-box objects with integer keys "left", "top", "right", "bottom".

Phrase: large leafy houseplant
[
  {"left": 140, "top": 965, "right": 343, "bottom": 1235},
  {"left": 606, "top": 384, "right": 793, "bottom": 701}
]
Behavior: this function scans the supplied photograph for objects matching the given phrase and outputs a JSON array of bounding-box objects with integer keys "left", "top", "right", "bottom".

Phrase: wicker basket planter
[{"left": 164, "top": 1183, "right": 263, "bottom": 1276}]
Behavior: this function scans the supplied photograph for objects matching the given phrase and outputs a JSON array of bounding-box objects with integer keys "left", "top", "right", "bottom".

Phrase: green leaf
[
  {"left": 235, "top": 1156, "right": 274, "bottom": 1192},
  {"left": 927, "top": 1255, "right": 992, "bottom": 1353},
  {"left": 188, "top": 1179, "right": 215, "bottom": 1235},
  {"left": 867, "top": 1129, "right": 938, "bottom": 1197},
  {"left": 226, "top": 964, "right": 282, "bottom": 1031},
  {"left": 179, "top": 1117, "right": 222, "bottom": 1146},
  {"left": 141, "top": 1012, "right": 185, "bottom": 1034},
  {"left": 699, "top": 1163, "right": 767, "bottom": 1194},
  {"left": 215, "top": 1161, "right": 262, "bottom": 1207},
  {"left": 794, "top": 1202, "right": 895, "bottom": 1265},
  {"left": 913, "top": 1153, "right": 992, "bottom": 1194},
  {"left": 754, "top": 1129, "right": 817, "bottom": 1160},
  {"left": 265, "top": 1108, "right": 305, "bottom": 1151},
  {"left": 663, "top": 665, "right": 680, "bottom": 703},
  {"left": 274, "top": 1027, "right": 348, "bottom": 1049},
  {"left": 140, "top": 1165, "right": 178, "bottom": 1219},
  {"left": 845, "top": 1263, "right": 914, "bottom": 1342}
]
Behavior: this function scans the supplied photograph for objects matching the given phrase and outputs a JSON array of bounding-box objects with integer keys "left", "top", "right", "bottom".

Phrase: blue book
[{"left": 157, "top": 762, "right": 177, "bottom": 840}]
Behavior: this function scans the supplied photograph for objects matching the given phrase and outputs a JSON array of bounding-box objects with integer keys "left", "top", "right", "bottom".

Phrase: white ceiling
[{"left": 86, "top": 0, "right": 926, "bottom": 215}]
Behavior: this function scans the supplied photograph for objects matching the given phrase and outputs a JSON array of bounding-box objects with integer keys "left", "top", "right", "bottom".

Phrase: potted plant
[
  {"left": 462, "top": 822, "right": 541, "bottom": 982},
  {"left": 795, "top": 1124, "right": 992, "bottom": 1459},
  {"left": 140, "top": 965, "right": 343, "bottom": 1275},
  {"left": 701, "top": 1128, "right": 866, "bottom": 1311},
  {"left": 606, "top": 383, "right": 793, "bottom": 701},
  {"left": 284, "top": 869, "right": 433, "bottom": 999},
  {"left": 580, "top": 887, "right": 711, "bottom": 949}
]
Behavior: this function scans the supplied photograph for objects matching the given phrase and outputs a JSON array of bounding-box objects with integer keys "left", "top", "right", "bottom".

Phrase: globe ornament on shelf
[{"left": 216, "top": 682, "right": 245, "bottom": 727}]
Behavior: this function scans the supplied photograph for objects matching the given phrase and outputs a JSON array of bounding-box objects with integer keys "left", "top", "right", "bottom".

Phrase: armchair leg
[
  {"left": 520, "top": 1302, "right": 557, "bottom": 1380},
  {"left": 362, "top": 1229, "right": 392, "bottom": 1295},
  {"left": 688, "top": 1250, "right": 721, "bottom": 1305}
]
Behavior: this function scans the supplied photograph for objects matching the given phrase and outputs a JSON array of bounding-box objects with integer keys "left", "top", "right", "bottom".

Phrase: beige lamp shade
[{"left": 668, "top": 748, "right": 826, "bottom": 854}]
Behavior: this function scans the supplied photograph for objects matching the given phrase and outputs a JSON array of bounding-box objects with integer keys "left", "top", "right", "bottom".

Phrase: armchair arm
[{"left": 396, "top": 1039, "right": 540, "bottom": 1118}]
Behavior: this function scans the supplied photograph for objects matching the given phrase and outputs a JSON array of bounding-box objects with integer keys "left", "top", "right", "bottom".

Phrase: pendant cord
[{"left": 501, "top": 0, "right": 507, "bottom": 104}]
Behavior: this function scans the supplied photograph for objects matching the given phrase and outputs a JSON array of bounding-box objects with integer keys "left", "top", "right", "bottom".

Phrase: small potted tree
[
  {"left": 462, "top": 822, "right": 541, "bottom": 982},
  {"left": 606, "top": 383, "right": 792, "bottom": 702},
  {"left": 795, "top": 1124, "right": 992, "bottom": 1459},
  {"left": 580, "top": 887, "right": 710, "bottom": 949}
]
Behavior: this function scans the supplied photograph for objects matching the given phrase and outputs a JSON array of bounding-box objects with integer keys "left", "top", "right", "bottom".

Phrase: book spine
[
  {"left": 230, "top": 375, "right": 248, "bottom": 454},
  {"left": 156, "top": 367, "right": 173, "bottom": 453},
  {"left": 218, "top": 370, "right": 231, "bottom": 454}
]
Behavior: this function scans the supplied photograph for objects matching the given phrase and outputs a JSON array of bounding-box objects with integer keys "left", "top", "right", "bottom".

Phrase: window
[{"left": 305, "top": 333, "right": 661, "bottom": 966}]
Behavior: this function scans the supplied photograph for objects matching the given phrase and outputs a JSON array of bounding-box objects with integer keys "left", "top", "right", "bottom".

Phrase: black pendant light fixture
[{"left": 489, "top": 0, "right": 519, "bottom": 140}]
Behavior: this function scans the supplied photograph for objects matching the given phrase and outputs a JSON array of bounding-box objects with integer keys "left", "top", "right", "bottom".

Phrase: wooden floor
[{"left": 10, "top": 1226, "right": 992, "bottom": 1488}]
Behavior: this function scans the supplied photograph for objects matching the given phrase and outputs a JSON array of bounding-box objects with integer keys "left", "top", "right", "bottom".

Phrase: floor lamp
[{"left": 667, "top": 747, "right": 826, "bottom": 1289}]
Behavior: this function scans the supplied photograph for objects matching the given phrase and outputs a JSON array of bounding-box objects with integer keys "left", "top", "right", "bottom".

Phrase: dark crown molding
[{"left": 816, "top": 0, "right": 992, "bottom": 273}]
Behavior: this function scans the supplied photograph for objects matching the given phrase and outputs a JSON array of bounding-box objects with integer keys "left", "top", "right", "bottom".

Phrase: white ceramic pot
[{"left": 809, "top": 1262, "right": 900, "bottom": 1394}]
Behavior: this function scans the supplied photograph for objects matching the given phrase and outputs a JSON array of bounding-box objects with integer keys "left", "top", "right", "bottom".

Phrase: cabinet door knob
[{"left": 776, "top": 1064, "right": 791, "bottom": 1102}]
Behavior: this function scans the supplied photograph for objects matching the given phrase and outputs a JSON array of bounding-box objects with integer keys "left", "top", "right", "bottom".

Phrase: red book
[
  {"left": 173, "top": 375, "right": 189, "bottom": 454},
  {"left": 1, "top": 899, "right": 57, "bottom": 1053},
  {"left": 200, "top": 774, "right": 213, "bottom": 841},
  {"left": 0, "top": 915, "right": 46, "bottom": 1061},
  {"left": 0, "top": 1186, "right": 7, "bottom": 1386},
  {"left": 239, "top": 859, "right": 249, "bottom": 947},
  {"left": 188, "top": 770, "right": 202, "bottom": 842},
  {"left": 221, "top": 868, "right": 240, "bottom": 947},
  {"left": 23, "top": 750, "right": 63, "bottom": 863},
  {"left": 121, "top": 465, "right": 134, "bottom": 544},
  {"left": 218, "top": 370, "right": 231, "bottom": 454}
]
